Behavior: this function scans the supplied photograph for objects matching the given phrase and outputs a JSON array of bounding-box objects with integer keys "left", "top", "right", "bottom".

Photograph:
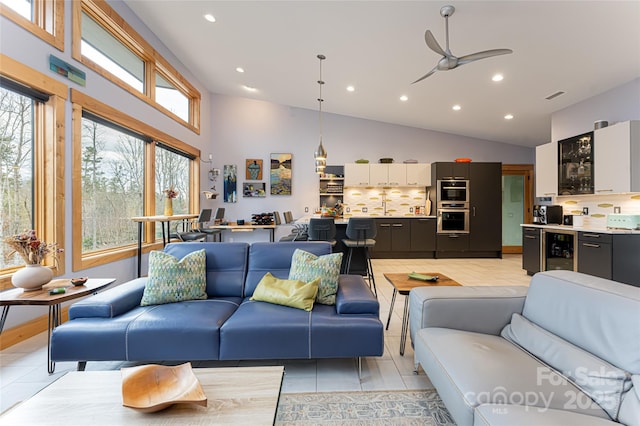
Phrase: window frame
[
  {"left": 72, "top": 0, "right": 201, "bottom": 134},
  {"left": 0, "top": 54, "right": 67, "bottom": 290},
  {"left": 71, "top": 89, "right": 201, "bottom": 272},
  {"left": 0, "top": 0, "right": 64, "bottom": 51}
]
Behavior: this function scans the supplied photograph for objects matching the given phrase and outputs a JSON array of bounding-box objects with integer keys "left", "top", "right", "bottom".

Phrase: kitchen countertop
[
  {"left": 297, "top": 214, "right": 436, "bottom": 224},
  {"left": 520, "top": 223, "right": 640, "bottom": 235}
]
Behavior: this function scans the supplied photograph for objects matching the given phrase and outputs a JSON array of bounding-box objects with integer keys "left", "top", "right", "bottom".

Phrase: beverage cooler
[{"left": 542, "top": 229, "right": 577, "bottom": 271}]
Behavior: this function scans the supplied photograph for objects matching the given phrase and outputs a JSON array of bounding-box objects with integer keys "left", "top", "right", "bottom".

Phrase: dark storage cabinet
[
  {"left": 469, "top": 163, "right": 502, "bottom": 255},
  {"left": 577, "top": 232, "right": 612, "bottom": 280},
  {"left": 522, "top": 227, "right": 541, "bottom": 275},
  {"left": 411, "top": 218, "right": 437, "bottom": 251},
  {"left": 432, "top": 162, "right": 470, "bottom": 180},
  {"left": 436, "top": 234, "right": 470, "bottom": 252},
  {"left": 374, "top": 219, "right": 411, "bottom": 252}
]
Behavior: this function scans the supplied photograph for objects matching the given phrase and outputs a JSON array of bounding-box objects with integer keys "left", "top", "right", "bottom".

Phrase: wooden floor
[{"left": 0, "top": 255, "right": 531, "bottom": 414}]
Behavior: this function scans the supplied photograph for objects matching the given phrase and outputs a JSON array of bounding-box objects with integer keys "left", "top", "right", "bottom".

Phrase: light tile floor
[{"left": 0, "top": 255, "right": 531, "bottom": 413}]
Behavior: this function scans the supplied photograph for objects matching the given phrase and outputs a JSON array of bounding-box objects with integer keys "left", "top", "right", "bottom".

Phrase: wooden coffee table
[
  {"left": 383, "top": 273, "right": 461, "bottom": 356},
  {"left": 0, "top": 366, "right": 284, "bottom": 425},
  {"left": 0, "top": 278, "right": 115, "bottom": 373}
]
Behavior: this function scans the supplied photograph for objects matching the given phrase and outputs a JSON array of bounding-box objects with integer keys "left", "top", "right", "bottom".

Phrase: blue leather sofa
[{"left": 51, "top": 242, "right": 383, "bottom": 369}]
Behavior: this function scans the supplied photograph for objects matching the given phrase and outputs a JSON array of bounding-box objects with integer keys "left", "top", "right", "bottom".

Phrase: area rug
[{"left": 275, "top": 390, "right": 456, "bottom": 425}]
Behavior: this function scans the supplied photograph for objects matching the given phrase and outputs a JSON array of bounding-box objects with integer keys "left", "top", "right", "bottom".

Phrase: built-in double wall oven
[{"left": 437, "top": 179, "right": 470, "bottom": 234}]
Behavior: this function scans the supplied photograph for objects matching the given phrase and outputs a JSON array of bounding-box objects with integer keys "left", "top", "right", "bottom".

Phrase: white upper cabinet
[
  {"left": 406, "top": 163, "right": 431, "bottom": 186},
  {"left": 594, "top": 120, "right": 640, "bottom": 194},
  {"left": 535, "top": 142, "right": 558, "bottom": 197},
  {"left": 369, "top": 164, "right": 407, "bottom": 186},
  {"left": 344, "top": 163, "right": 370, "bottom": 186}
]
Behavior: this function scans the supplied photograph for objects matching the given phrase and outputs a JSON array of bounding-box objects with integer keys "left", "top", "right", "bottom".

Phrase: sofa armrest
[
  {"left": 68, "top": 278, "right": 147, "bottom": 319},
  {"left": 335, "top": 274, "right": 379, "bottom": 315},
  {"left": 409, "top": 286, "right": 528, "bottom": 340}
]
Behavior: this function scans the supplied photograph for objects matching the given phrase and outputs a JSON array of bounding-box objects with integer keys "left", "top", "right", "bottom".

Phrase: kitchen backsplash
[
  {"left": 343, "top": 187, "right": 428, "bottom": 216},
  {"left": 556, "top": 193, "right": 640, "bottom": 228}
]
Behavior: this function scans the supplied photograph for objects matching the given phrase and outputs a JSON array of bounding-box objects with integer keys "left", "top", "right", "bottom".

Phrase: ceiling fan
[{"left": 412, "top": 5, "right": 513, "bottom": 83}]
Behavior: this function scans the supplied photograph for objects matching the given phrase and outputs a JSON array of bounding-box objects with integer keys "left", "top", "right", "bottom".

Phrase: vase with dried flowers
[
  {"left": 4, "top": 230, "right": 63, "bottom": 291},
  {"left": 163, "top": 187, "right": 178, "bottom": 216}
]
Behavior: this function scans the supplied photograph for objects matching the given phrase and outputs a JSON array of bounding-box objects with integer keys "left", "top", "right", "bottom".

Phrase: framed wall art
[
  {"left": 270, "top": 153, "right": 292, "bottom": 195},
  {"left": 245, "top": 159, "right": 263, "bottom": 180},
  {"left": 243, "top": 182, "right": 266, "bottom": 198},
  {"left": 223, "top": 164, "right": 237, "bottom": 203}
]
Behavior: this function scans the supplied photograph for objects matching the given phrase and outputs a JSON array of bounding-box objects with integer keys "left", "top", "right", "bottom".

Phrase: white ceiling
[{"left": 124, "top": 1, "right": 640, "bottom": 148}]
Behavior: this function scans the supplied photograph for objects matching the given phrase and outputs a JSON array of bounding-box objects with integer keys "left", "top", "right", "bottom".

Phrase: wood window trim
[
  {"left": 72, "top": 0, "right": 201, "bottom": 134},
  {"left": 70, "top": 89, "right": 201, "bottom": 272},
  {"left": 0, "top": 54, "right": 67, "bottom": 290},
  {"left": 0, "top": 0, "right": 64, "bottom": 51}
]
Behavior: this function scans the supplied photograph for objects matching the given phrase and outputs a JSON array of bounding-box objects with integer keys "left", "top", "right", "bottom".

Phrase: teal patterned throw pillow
[
  {"left": 140, "top": 249, "right": 207, "bottom": 306},
  {"left": 289, "top": 249, "right": 343, "bottom": 305}
]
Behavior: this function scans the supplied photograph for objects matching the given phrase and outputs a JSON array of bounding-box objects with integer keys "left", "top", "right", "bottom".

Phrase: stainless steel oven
[
  {"left": 437, "top": 206, "right": 470, "bottom": 234},
  {"left": 437, "top": 179, "right": 469, "bottom": 206}
]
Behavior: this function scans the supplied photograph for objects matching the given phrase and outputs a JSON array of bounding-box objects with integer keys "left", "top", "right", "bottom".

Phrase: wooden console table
[
  {"left": 131, "top": 214, "right": 198, "bottom": 277},
  {"left": 0, "top": 278, "right": 115, "bottom": 373}
]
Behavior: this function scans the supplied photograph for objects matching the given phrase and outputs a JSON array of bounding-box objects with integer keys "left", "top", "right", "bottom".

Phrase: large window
[
  {"left": 0, "top": 0, "right": 64, "bottom": 50},
  {"left": 72, "top": 90, "right": 200, "bottom": 271},
  {"left": 0, "top": 54, "right": 66, "bottom": 289},
  {"left": 73, "top": 0, "right": 201, "bottom": 133}
]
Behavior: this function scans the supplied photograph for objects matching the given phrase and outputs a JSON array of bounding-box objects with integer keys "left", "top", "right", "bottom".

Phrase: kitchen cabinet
[
  {"left": 535, "top": 142, "right": 557, "bottom": 197},
  {"left": 522, "top": 227, "right": 541, "bottom": 275},
  {"left": 369, "top": 164, "right": 406, "bottom": 186},
  {"left": 436, "top": 234, "right": 469, "bottom": 253},
  {"left": 594, "top": 120, "right": 640, "bottom": 194},
  {"left": 374, "top": 219, "right": 411, "bottom": 252},
  {"left": 469, "top": 162, "right": 502, "bottom": 254},
  {"left": 558, "top": 131, "right": 594, "bottom": 195},
  {"left": 612, "top": 235, "right": 640, "bottom": 287},
  {"left": 344, "top": 163, "right": 370, "bottom": 186},
  {"left": 577, "top": 232, "right": 612, "bottom": 280},
  {"left": 410, "top": 218, "right": 436, "bottom": 251},
  {"left": 432, "top": 162, "right": 469, "bottom": 180},
  {"left": 319, "top": 165, "right": 345, "bottom": 207},
  {"left": 406, "top": 164, "right": 431, "bottom": 186}
]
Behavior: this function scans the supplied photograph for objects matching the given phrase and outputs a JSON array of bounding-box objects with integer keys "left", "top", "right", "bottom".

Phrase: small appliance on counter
[
  {"left": 533, "top": 205, "right": 563, "bottom": 225},
  {"left": 563, "top": 215, "right": 573, "bottom": 226},
  {"left": 607, "top": 214, "right": 640, "bottom": 230}
]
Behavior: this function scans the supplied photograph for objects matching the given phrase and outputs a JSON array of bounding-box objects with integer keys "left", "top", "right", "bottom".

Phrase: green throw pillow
[
  {"left": 289, "top": 249, "right": 342, "bottom": 305},
  {"left": 250, "top": 272, "right": 320, "bottom": 311},
  {"left": 140, "top": 249, "right": 207, "bottom": 306}
]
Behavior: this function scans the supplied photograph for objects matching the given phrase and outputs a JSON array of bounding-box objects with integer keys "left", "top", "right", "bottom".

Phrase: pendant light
[{"left": 314, "top": 54, "right": 327, "bottom": 174}]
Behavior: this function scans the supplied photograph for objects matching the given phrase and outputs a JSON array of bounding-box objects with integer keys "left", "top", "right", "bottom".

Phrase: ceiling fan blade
[
  {"left": 424, "top": 30, "right": 448, "bottom": 57},
  {"left": 457, "top": 49, "right": 513, "bottom": 65},
  {"left": 411, "top": 66, "right": 438, "bottom": 84}
]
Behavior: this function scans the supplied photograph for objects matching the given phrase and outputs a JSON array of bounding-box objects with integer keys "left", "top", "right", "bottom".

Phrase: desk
[
  {"left": 0, "top": 366, "right": 284, "bottom": 425},
  {"left": 383, "top": 272, "right": 461, "bottom": 356},
  {"left": 131, "top": 214, "right": 198, "bottom": 277},
  {"left": 0, "top": 278, "right": 115, "bottom": 373},
  {"left": 209, "top": 224, "right": 276, "bottom": 242}
]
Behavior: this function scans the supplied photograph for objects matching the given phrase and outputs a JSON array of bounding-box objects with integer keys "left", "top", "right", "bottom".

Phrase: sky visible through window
[{"left": 1, "top": 0, "right": 31, "bottom": 20}]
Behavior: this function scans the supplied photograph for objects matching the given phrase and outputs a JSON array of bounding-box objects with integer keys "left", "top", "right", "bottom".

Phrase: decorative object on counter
[
  {"left": 355, "top": 159, "right": 369, "bottom": 164},
  {"left": 379, "top": 158, "right": 394, "bottom": 163},
  {"left": 594, "top": 120, "right": 608, "bottom": 130},
  {"left": 252, "top": 212, "right": 274, "bottom": 225},
  {"left": 270, "top": 153, "right": 292, "bottom": 195},
  {"left": 71, "top": 277, "right": 88, "bottom": 286},
  {"left": 313, "top": 54, "right": 328, "bottom": 174},
  {"left": 408, "top": 272, "right": 439, "bottom": 282},
  {"left": 454, "top": 158, "right": 472, "bottom": 162},
  {"left": 223, "top": 164, "right": 237, "bottom": 202},
  {"left": 163, "top": 186, "right": 178, "bottom": 216},
  {"left": 403, "top": 159, "right": 418, "bottom": 163},
  {"left": 4, "top": 230, "right": 62, "bottom": 291},
  {"left": 121, "top": 362, "right": 207, "bottom": 413},
  {"left": 242, "top": 182, "right": 266, "bottom": 197},
  {"left": 245, "top": 159, "right": 263, "bottom": 180}
]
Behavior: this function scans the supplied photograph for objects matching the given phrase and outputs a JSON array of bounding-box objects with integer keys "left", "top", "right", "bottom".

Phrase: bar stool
[
  {"left": 342, "top": 217, "right": 377, "bottom": 296},
  {"left": 307, "top": 217, "right": 337, "bottom": 247}
]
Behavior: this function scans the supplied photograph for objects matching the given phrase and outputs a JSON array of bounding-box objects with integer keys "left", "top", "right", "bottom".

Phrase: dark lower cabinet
[
  {"left": 436, "top": 234, "right": 470, "bottom": 254},
  {"left": 577, "top": 232, "right": 612, "bottom": 280},
  {"left": 370, "top": 218, "right": 436, "bottom": 258},
  {"left": 522, "top": 227, "right": 541, "bottom": 275},
  {"left": 611, "top": 235, "right": 640, "bottom": 287},
  {"left": 411, "top": 218, "right": 437, "bottom": 251}
]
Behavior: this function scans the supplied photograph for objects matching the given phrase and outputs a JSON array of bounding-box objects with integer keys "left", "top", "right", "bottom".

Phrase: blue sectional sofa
[{"left": 51, "top": 242, "right": 383, "bottom": 369}]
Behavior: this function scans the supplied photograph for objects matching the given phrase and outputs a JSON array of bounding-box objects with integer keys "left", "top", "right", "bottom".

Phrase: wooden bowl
[
  {"left": 121, "top": 363, "right": 207, "bottom": 413},
  {"left": 71, "top": 277, "right": 88, "bottom": 286}
]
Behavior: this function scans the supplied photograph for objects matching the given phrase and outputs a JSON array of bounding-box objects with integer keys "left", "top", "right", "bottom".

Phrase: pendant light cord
[{"left": 317, "top": 54, "right": 325, "bottom": 142}]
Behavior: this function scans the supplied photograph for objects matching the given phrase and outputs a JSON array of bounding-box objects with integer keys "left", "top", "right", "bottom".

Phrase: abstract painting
[
  {"left": 245, "top": 159, "right": 263, "bottom": 180},
  {"left": 223, "top": 165, "right": 237, "bottom": 203},
  {"left": 243, "top": 182, "right": 266, "bottom": 198},
  {"left": 270, "top": 153, "right": 292, "bottom": 195}
]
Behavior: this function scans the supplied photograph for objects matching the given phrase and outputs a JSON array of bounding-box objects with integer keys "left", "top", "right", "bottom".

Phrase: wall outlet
[
  {"left": 304, "top": 207, "right": 309, "bottom": 213},
  {"left": 614, "top": 206, "right": 621, "bottom": 214},
  {"left": 346, "top": 207, "right": 350, "bottom": 213},
  {"left": 582, "top": 207, "right": 589, "bottom": 215},
  {"left": 362, "top": 207, "right": 368, "bottom": 213}
]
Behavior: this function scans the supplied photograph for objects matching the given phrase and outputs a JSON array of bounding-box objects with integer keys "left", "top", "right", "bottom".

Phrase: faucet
[{"left": 382, "top": 194, "right": 388, "bottom": 216}]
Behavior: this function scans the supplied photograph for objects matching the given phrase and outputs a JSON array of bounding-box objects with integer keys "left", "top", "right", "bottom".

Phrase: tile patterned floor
[{"left": 0, "top": 255, "right": 531, "bottom": 413}]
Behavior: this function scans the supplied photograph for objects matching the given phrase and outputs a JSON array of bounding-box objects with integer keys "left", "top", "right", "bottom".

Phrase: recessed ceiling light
[
  {"left": 452, "top": 104, "right": 461, "bottom": 111},
  {"left": 346, "top": 85, "right": 355, "bottom": 92},
  {"left": 236, "top": 67, "right": 245, "bottom": 73},
  {"left": 400, "top": 95, "right": 408, "bottom": 102},
  {"left": 504, "top": 114, "right": 514, "bottom": 120},
  {"left": 203, "top": 14, "right": 216, "bottom": 23},
  {"left": 243, "top": 85, "right": 257, "bottom": 92},
  {"left": 492, "top": 74, "right": 504, "bottom": 82}
]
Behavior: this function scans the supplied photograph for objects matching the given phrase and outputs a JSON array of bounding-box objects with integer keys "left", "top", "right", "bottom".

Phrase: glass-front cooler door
[{"left": 558, "top": 131, "right": 594, "bottom": 195}]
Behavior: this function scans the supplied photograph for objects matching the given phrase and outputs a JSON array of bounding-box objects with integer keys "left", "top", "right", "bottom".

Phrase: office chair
[{"left": 177, "top": 209, "right": 213, "bottom": 242}]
